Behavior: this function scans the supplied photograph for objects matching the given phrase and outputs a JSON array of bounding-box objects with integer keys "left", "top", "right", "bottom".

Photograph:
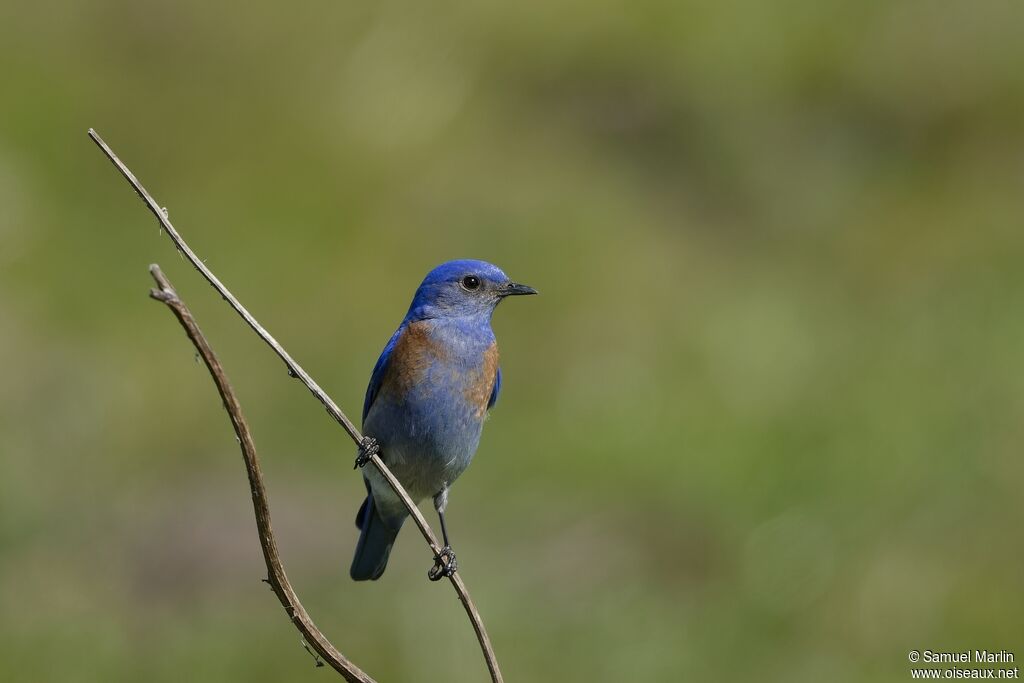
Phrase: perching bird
[{"left": 350, "top": 259, "right": 536, "bottom": 581}]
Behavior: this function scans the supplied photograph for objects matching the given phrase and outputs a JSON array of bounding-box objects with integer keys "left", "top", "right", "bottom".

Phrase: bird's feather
[
  {"left": 350, "top": 489, "right": 404, "bottom": 581},
  {"left": 488, "top": 366, "right": 502, "bottom": 409},
  {"left": 362, "top": 324, "right": 405, "bottom": 422}
]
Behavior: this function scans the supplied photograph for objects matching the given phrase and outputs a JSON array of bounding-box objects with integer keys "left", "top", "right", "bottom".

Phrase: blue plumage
[
  {"left": 350, "top": 259, "right": 535, "bottom": 581},
  {"left": 488, "top": 366, "right": 502, "bottom": 409}
]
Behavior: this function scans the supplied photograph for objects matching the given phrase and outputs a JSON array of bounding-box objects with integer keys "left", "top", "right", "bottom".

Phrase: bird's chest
[{"left": 365, "top": 320, "right": 498, "bottom": 489}]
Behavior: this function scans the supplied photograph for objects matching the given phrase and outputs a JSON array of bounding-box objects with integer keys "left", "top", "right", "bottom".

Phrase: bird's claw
[
  {"left": 428, "top": 545, "right": 457, "bottom": 581},
  {"left": 354, "top": 436, "right": 380, "bottom": 469}
]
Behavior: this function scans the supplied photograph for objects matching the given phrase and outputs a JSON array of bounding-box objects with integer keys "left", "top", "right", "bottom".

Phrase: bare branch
[
  {"left": 149, "top": 265, "right": 373, "bottom": 683},
  {"left": 91, "top": 129, "right": 502, "bottom": 682}
]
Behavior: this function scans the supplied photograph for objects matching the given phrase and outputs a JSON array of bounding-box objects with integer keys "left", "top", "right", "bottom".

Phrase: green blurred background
[{"left": 2, "top": 1, "right": 1023, "bottom": 681}]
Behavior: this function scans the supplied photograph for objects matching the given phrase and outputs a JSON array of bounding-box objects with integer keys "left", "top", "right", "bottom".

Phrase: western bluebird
[{"left": 350, "top": 259, "right": 536, "bottom": 581}]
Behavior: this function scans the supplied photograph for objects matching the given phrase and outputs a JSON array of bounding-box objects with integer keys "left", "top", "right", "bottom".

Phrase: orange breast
[
  {"left": 378, "top": 322, "right": 498, "bottom": 420},
  {"left": 464, "top": 342, "right": 499, "bottom": 418},
  {"left": 378, "top": 321, "right": 449, "bottom": 399}
]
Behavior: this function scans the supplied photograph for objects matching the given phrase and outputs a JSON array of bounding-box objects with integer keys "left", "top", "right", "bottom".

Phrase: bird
[{"left": 350, "top": 259, "right": 536, "bottom": 581}]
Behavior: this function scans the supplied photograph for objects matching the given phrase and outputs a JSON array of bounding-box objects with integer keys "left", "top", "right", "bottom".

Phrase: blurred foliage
[{"left": 2, "top": 1, "right": 1023, "bottom": 681}]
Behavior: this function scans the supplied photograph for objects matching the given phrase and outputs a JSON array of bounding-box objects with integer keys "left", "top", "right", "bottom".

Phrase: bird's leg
[
  {"left": 428, "top": 488, "right": 457, "bottom": 581},
  {"left": 353, "top": 436, "right": 380, "bottom": 469},
  {"left": 438, "top": 508, "right": 453, "bottom": 548}
]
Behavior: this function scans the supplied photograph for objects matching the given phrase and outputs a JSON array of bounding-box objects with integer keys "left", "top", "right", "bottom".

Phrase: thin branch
[
  {"left": 149, "top": 265, "right": 373, "bottom": 683},
  {"left": 90, "top": 129, "right": 503, "bottom": 683}
]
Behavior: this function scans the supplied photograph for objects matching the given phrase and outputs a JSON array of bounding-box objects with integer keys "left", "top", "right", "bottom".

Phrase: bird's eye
[{"left": 461, "top": 275, "right": 481, "bottom": 291}]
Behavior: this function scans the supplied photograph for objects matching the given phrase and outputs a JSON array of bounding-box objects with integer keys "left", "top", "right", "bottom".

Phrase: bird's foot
[
  {"left": 353, "top": 436, "right": 380, "bottom": 469},
  {"left": 428, "top": 545, "right": 457, "bottom": 581}
]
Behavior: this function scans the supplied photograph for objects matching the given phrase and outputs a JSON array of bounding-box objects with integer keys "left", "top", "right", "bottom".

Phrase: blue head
[{"left": 406, "top": 259, "right": 536, "bottom": 321}]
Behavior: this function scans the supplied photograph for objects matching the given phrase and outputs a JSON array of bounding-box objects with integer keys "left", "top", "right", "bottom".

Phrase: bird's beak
[{"left": 501, "top": 281, "right": 538, "bottom": 297}]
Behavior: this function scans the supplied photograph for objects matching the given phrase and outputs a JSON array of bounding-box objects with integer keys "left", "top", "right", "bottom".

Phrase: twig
[
  {"left": 149, "top": 265, "right": 373, "bottom": 683},
  {"left": 90, "top": 129, "right": 503, "bottom": 683}
]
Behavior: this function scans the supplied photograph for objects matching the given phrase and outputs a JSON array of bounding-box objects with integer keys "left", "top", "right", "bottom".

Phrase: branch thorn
[{"left": 301, "top": 640, "right": 325, "bottom": 668}]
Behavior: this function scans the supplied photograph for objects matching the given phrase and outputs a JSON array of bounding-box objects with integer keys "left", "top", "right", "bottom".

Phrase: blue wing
[
  {"left": 488, "top": 366, "right": 502, "bottom": 409},
  {"left": 362, "top": 324, "right": 405, "bottom": 423}
]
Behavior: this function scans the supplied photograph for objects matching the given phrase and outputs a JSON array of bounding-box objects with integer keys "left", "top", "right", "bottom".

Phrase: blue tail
[{"left": 350, "top": 491, "right": 404, "bottom": 581}]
